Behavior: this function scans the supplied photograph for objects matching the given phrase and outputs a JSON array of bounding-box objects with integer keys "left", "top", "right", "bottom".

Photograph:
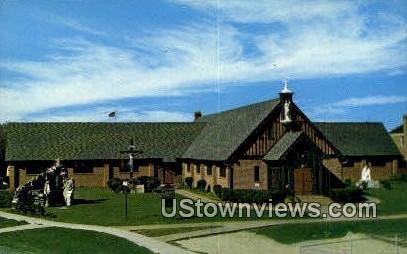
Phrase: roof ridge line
[{"left": 201, "top": 98, "right": 280, "bottom": 118}]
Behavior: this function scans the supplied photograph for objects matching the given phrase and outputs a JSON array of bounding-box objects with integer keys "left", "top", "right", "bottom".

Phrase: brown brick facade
[
  {"left": 7, "top": 161, "right": 179, "bottom": 189},
  {"left": 232, "top": 160, "right": 268, "bottom": 190},
  {"left": 323, "top": 157, "right": 399, "bottom": 182}
]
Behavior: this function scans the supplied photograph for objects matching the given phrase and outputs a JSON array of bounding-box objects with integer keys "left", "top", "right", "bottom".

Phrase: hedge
[
  {"left": 329, "top": 187, "right": 366, "bottom": 203},
  {"left": 107, "top": 178, "right": 122, "bottom": 192},
  {"left": 213, "top": 185, "right": 222, "bottom": 197},
  {"left": 197, "top": 180, "right": 207, "bottom": 191},
  {"left": 184, "top": 177, "right": 193, "bottom": 188},
  {"left": 135, "top": 176, "right": 160, "bottom": 193},
  {"left": 0, "top": 190, "right": 12, "bottom": 208}
]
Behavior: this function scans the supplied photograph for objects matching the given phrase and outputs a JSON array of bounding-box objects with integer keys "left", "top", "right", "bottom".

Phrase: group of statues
[{"left": 12, "top": 159, "right": 75, "bottom": 212}]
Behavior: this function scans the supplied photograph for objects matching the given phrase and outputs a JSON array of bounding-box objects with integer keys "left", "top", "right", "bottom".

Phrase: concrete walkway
[
  {"left": 156, "top": 213, "right": 407, "bottom": 242},
  {"left": 0, "top": 211, "right": 192, "bottom": 254},
  {"left": 0, "top": 224, "right": 50, "bottom": 234},
  {"left": 176, "top": 189, "right": 219, "bottom": 203}
]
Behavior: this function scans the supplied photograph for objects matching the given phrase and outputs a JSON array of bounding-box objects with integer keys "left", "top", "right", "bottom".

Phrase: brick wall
[
  {"left": 181, "top": 161, "right": 230, "bottom": 190},
  {"left": 323, "top": 157, "right": 397, "bottom": 182},
  {"left": 232, "top": 160, "right": 268, "bottom": 190},
  {"left": 67, "top": 164, "right": 109, "bottom": 187},
  {"left": 8, "top": 161, "right": 162, "bottom": 189}
]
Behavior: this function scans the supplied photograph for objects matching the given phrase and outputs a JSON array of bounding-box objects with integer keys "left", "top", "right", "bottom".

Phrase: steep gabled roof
[
  {"left": 3, "top": 122, "right": 205, "bottom": 162},
  {"left": 315, "top": 122, "right": 401, "bottom": 157},
  {"left": 263, "top": 131, "right": 303, "bottom": 161},
  {"left": 182, "top": 99, "right": 280, "bottom": 161}
]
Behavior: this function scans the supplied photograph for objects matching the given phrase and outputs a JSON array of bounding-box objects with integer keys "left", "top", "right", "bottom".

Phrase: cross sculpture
[{"left": 120, "top": 138, "right": 143, "bottom": 179}]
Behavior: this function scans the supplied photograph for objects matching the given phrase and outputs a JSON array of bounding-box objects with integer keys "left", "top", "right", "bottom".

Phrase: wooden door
[
  {"left": 294, "top": 168, "right": 312, "bottom": 195},
  {"left": 163, "top": 168, "right": 174, "bottom": 184}
]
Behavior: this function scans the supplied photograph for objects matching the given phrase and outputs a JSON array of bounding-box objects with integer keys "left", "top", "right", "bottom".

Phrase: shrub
[
  {"left": 107, "top": 178, "right": 122, "bottom": 192},
  {"left": 344, "top": 178, "right": 352, "bottom": 187},
  {"left": 0, "top": 177, "right": 9, "bottom": 190},
  {"left": 206, "top": 184, "right": 211, "bottom": 192},
  {"left": 0, "top": 190, "right": 12, "bottom": 208},
  {"left": 197, "top": 180, "right": 207, "bottom": 191},
  {"left": 213, "top": 185, "right": 222, "bottom": 197},
  {"left": 360, "top": 181, "right": 368, "bottom": 190},
  {"left": 381, "top": 180, "right": 392, "bottom": 190},
  {"left": 391, "top": 174, "right": 407, "bottom": 182},
  {"left": 220, "top": 188, "right": 286, "bottom": 204},
  {"left": 136, "top": 176, "right": 160, "bottom": 193},
  {"left": 161, "top": 185, "right": 175, "bottom": 208},
  {"left": 184, "top": 177, "right": 193, "bottom": 188},
  {"left": 329, "top": 187, "right": 366, "bottom": 203},
  {"left": 270, "top": 189, "right": 287, "bottom": 204}
]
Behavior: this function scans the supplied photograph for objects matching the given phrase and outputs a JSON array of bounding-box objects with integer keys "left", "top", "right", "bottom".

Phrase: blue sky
[{"left": 0, "top": 0, "right": 406, "bottom": 130}]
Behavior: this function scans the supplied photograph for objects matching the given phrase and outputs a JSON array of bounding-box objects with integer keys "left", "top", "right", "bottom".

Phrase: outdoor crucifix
[{"left": 120, "top": 138, "right": 143, "bottom": 179}]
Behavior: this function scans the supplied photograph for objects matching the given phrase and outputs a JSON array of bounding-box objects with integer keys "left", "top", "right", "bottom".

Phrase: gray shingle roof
[
  {"left": 3, "top": 122, "right": 205, "bottom": 162},
  {"left": 182, "top": 99, "right": 280, "bottom": 161},
  {"left": 263, "top": 131, "right": 303, "bottom": 160},
  {"left": 315, "top": 122, "right": 401, "bottom": 157}
]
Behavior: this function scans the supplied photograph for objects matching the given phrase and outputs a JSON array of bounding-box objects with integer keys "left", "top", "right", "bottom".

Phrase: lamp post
[{"left": 121, "top": 181, "right": 130, "bottom": 220}]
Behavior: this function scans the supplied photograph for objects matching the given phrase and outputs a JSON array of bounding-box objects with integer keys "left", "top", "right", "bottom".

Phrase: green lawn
[
  {"left": 366, "top": 181, "right": 407, "bottom": 215},
  {"left": 251, "top": 219, "right": 407, "bottom": 244},
  {"left": 0, "top": 227, "right": 153, "bottom": 254},
  {"left": 16, "top": 187, "right": 289, "bottom": 226},
  {"left": 132, "top": 225, "right": 219, "bottom": 237},
  {"left": 0, "top": 217, "right": 25, "bottom": 228}
]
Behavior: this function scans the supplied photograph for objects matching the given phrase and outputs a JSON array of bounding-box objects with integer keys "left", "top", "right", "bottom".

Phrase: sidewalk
[{"left": 0, "top": 211, "right": 192, "bottom": 254}]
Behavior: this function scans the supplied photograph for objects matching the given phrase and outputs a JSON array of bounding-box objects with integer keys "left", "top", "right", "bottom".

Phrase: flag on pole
[{"left": 108, "top": 111, "right": 116, "bottom": 118}]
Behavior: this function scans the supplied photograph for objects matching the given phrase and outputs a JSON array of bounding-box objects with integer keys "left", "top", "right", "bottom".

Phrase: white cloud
[
  {"left": 1, "top": 1, "right": 406, "bottom": 122},
  {"left": 333, "top": 96, "right": 407, "bottom": 107},
  {"left": 22, "top": 104, "right": 191, "bottom": 123},
  {"left": 54, "top": 16, "right": 108, "bottom": 37},
  {"left": 309, "top": 95, "right": 407, "bottom": 119},
  {"left": 173, "top": 0, "right": 355, "bottom": 24}
]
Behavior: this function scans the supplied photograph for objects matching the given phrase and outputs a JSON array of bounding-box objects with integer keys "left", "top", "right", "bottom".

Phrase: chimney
[{"left": 194, "top": 111, "right": 202, "bottom": 121}]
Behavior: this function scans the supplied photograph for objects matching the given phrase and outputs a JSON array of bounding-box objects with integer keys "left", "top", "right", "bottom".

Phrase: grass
[
  {"left": 366, "top": 180, "right": 407, "bottom": 215},
  {"left": 2, "top": 187, "right": 292, "bottom": 226},
  {"left": 0, "top": 227, "right": 153, "bottom": 254},
  {"left": 0, "top": 217, "right": 26, "bottom": 228},
  {"left": 251, "top": 219, "right": 407, "bottom": 244},
  {"left": 132, "top": 225, "right": 220, "bottom": 237}
]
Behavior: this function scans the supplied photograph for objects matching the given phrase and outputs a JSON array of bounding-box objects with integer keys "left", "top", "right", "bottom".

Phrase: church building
[{"left": 0, "top": 84, "right": 402, "bottom": 195}]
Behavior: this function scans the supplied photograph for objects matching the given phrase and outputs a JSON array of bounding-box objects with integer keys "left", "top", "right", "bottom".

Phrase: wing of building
[{"left": 0, "top": 89, "right": 403, "bottom": 195}]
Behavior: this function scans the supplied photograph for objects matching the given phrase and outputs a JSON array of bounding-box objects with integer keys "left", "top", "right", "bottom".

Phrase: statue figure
[
  {"left": 282, "top": 100, "right": 291, "bottom": 123},
  {"left": 360, "top": 165, "right": 371, "bottom": 182},
  {"left": 43, "top": 178, "right": 51, "bottom": 207},
  {"left": 63, "top": 177, "right": 75, "bottom": 206}
]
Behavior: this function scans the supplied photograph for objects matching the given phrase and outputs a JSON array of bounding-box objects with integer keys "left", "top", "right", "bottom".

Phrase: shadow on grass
[{"left": 73, "top": 198, "right": 108, "bottom": 205}]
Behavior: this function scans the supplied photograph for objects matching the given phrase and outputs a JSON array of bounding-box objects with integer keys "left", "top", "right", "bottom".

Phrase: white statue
[
  {"left": 360, "top": 165, "right": 371, "bottom": 182},
  {"left": 43, "top": 179, "right": 51, "bottom": 207},
  {"left": 63, "top": 177, "right": 75, "bottom": 206},
  {"left": 356, "top": 165, "right": 379, "bottom": 189},
  {"left": 282, "top": 100, "right": 291, "bottom": 123}
]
